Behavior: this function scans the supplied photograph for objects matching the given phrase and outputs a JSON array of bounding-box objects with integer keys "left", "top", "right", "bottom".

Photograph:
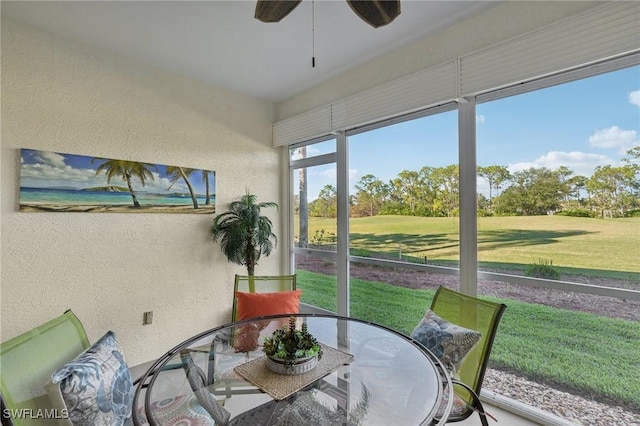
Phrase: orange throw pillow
[{"left": 235, "top": 290, "right": 302, "bottom": 320}]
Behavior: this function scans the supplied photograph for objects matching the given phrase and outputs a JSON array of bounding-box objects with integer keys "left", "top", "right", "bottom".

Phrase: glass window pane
[
  {"left": 293, "top": 164, "right": 337, "bottom": 251},
  {"left": 295, "top": 253, "right": 337, "bottom": 314},
  {"left": 476, "top": 65, "right": 640, "bottom": 421},
  {"left": 290, "top": 140, "right": 336, "bottom": 162},
  {"left": 349, "top": 111, "right": 459, "bottom": 262},
  {"left": 347, "top": 109, "right": 459, "bottom": 324},
  {"left": 293, "top": 139, "right": 338, "bottom": 314}
]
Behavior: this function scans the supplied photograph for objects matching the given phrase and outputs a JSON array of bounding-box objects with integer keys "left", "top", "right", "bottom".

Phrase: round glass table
[{"left": 132, "top": 313, "right": 452, "bottom": 426}]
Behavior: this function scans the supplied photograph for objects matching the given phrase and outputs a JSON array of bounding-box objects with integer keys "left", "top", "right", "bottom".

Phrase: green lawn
[
  {"left": 297, "top": 270, "right": 640, "bottom": 410},
  {"left": 303, "top": 215, "right": 640, "bottom": 279}
]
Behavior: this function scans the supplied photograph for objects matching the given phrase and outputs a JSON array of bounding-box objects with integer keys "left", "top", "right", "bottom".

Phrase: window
[
  {"left": 474, "top": 65, "right": 640, "bottom": 416},
  {"left": 291, "top": 139, "right": 338, "bottom": 313},
  {"left": 347, "top": 107, "right": 461, "bottom": 326},
  {"left": 287, "top": 61, "right": 640, "bottom": 423}
]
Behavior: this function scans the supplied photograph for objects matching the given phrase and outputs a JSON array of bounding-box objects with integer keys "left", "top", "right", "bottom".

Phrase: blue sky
[
  {"left": 300, "top": 65, "right": 639, "bottom": 198},
  {"left": 20, "top": 150, "right": 215, "bottom": 195}
]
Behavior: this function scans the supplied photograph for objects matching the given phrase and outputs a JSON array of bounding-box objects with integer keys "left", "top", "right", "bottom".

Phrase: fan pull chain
[{"left": 311, "top": 0, "right": 316, "bottom": 68}]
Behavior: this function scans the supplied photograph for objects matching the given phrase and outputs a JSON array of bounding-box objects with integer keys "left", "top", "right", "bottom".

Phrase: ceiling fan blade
[
  {"left": 346, "top": 0, "right": 401, "bottom": 28},
  {"left": 255, "top": 0, "right": 303, "bottom": 23}
]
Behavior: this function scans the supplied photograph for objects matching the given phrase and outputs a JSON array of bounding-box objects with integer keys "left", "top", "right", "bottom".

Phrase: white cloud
[
  {"left": 20, "top": 162, "right": 104, "bottom": 189},
  {"left": 507, "top": 161, "right": 535, "bottom": 174},
  {"left": 318, "top": 167, "right": 357, "bottom": 182},
  {"left": 349, "top": 168, "right": 358, "bottom": 181},
  {"left": 476, "top": 115, "right": 485, "bottom": 124},
  {"left": 33, "top": 151, "right": 68, "bottom": 169},
  {"left": 629, "top": 90, "right": 640, "bottom": 107},
  {"left": 476, "top": 179, "right": 491, "bottom": 197},
  {"left": 589, "top": 126, "right": 638, "bottom": 153},
  {"left": 20, "top": 156, "right": 180, "bottom": 192},
  {"left": 297, "top": 167, "right": 359, "bottom": 200},
  {"left": 508, "top": 151, "right": 613, "bottom": 177},
  {"left": 145, "top": 171, "right": 185, "bottom": 193},
  {"left": 292, "top": 145, "right": 325, "bottom": 159},
  {"left": 320, "top": 168, "right": 336, "bottom": 179}
]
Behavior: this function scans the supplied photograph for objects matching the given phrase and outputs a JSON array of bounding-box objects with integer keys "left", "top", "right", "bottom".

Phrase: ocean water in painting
[{"left": 20, "top": 187, "right": 214, "bottom": 206}]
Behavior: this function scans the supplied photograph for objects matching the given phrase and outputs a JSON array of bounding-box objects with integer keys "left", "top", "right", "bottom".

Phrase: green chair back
[
  {"left": 231, "top": 275, "right": 297, "bottom": 321},
  {"left": 430, "top": 286, "right": 506, "bottom": 422},
  {"left": 0, "top": 310, "right": 90, "bottom": 426}
]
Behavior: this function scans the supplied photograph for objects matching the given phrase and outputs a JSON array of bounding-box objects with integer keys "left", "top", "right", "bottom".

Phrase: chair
[
  {"left": 231, "top": 274, "right": 297, "bottom": 321},
  {"left": 205, "top": 274, "right": 298, "bottom": 399},
  {"left": 0, "top": 311, "right": 216, "bottom": 426},
  {"left": 0, "top": 310, "right": 90, "bottom": 426},
  {"left": 428, "top": 286, "right": 506, "bottom": 425}
]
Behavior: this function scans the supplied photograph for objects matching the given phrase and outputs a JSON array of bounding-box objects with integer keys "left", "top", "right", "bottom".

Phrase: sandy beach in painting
[{"left": 20, "top": 203, "right": 216, "bottom": 214}]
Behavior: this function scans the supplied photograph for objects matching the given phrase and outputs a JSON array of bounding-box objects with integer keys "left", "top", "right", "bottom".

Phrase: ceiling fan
[{"left": 255, "top": 0, "right": 401, "bottom": 29}]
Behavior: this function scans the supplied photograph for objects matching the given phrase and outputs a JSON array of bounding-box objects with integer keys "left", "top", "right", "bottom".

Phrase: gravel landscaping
[{"left": 484, "top": 369, "right": 639, "bottom": 426}]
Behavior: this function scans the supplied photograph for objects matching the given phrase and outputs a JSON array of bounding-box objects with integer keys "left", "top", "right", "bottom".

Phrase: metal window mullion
[
  {"left": 290, "top": 152, "right": 337, "bottom": 169},
  {"left": 284, "top": 147, "right": 295, "bottom": 274},
  {"left": 336, "top": 131, "right": 350, "bottom": 317},
  {"left": 458, "top": 98, "right": 478, "bottom": 296}
]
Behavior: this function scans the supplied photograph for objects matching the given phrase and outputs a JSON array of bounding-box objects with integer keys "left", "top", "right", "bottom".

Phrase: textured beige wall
[
  {"left": 0, "top": 20, "right": 280, "bottom": 366},
  {"left": 276, "top": 1, "right": 605, "bottom": 120}
]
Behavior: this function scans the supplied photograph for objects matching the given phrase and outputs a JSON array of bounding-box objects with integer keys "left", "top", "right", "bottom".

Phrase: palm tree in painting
[
  {"left": 93, "top": 159, "right": 156, "bottom": 208},
  {"left": 202, "top": 170, "right": 214, "bottom": 205},
  {"left": 167, "top": 166, "right": 199, "bottom": 209}
]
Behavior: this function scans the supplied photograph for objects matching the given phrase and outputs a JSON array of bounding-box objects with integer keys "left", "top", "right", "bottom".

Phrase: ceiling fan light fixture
[
  {"left": 255, "top": 0, "right": 303, "bottom": 23},
  {"left": 347, "top": 0, "right": 401, "bottom": 28}
]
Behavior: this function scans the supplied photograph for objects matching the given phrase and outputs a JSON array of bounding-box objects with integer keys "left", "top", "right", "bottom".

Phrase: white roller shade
[
  {"left": 272, "top": 105, "right": 331, "bottom": 147},
  {"left": 330, "top": 61, "right": 457, "bottom": 131},
  {"left": 459, "top": 2, "right": 640, "bottom": 96},
  {"left": 273, "top": 2, "right": 640, "bottom": 147}
]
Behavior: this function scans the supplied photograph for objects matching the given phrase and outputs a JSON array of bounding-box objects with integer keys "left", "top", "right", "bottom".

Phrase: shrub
[
  {"left": 556, "top": 208, "right": 596, "bottom": 218},
  {"left": 311, "top": 229, "right": 326, "bottom": 246},
  {"left": 350, "top": 248, "right": 371, "bottom": 257},
  {"left": 526, "top": 258, "right": 560, "bottom": 280}
]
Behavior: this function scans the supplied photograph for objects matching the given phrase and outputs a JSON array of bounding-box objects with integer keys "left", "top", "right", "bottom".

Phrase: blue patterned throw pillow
[
  {"left": 410, "top": 310, "right": 482, "bottom": 374},
  {"left": 52, "top": 331, "right": 134, "bottom": 426}
]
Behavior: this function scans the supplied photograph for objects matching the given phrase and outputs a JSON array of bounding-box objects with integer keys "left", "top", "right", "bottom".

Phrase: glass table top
[{"left": 132, "top": 314, "right": 448, "bottom": 426}]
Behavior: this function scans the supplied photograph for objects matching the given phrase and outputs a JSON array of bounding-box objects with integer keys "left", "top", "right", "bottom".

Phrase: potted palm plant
[
  {"left": 211, "top": 192, "right": 278, "bottom": 290},
  {"left": 263, "top": 316, "right": 323, "bottom": 375}
]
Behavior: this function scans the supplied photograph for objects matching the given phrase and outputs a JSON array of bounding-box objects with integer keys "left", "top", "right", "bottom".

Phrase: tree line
[{"left": 304, "top": 146, "right": 640, "bottom": 219}]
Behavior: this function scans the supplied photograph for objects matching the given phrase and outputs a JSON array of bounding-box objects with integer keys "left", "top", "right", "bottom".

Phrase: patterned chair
[
  {"left": 412, "top": 286, "right": 506, "bottom": 426},
  {"left": 0, "top": 310, "right": 219, "bottom": 426},
  {"left": 1, "top": 310, "right": 91, "bottom": 426}
]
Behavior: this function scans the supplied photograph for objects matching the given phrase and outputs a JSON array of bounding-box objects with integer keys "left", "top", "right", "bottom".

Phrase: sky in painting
[
  {"left": 299, "top": 65, "right": 639, "bottom": 198},
  {"left": 20, "top": 149, "right": 214, "bottom": 195}
]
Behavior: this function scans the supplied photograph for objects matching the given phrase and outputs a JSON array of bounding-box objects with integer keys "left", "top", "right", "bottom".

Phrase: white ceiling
[{"left": 2, "top": 0, "right": 497, "bottom": 103}]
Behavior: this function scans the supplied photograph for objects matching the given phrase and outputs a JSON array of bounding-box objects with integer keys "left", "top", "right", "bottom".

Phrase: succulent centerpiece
[{"left": 263, "top": 317, "right": 323, "bottom": 375}]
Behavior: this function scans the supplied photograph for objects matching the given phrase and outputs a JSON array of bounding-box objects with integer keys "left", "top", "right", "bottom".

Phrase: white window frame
[{"left": 287, "top": 55, "right": 640, "bottom": 312}]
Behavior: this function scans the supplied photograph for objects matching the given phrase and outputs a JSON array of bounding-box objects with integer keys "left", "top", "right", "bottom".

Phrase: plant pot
[{"left": 266, "top": 354, "right": 318, "bottom": 375}]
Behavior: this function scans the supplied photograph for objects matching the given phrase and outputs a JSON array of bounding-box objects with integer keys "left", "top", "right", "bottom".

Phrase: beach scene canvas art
[{"left": 20, "top": 149, "right": 215, "bottom": 214}]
